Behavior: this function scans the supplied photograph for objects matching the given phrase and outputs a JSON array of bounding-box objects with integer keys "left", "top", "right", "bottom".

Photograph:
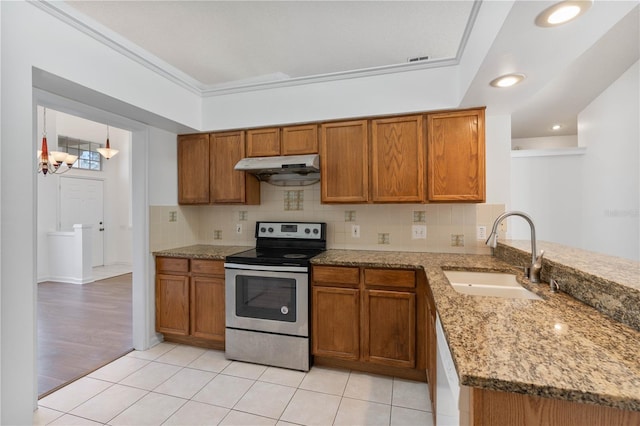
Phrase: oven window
[{"left": 235, "top": 275, "right": 297, "bottom": 322}]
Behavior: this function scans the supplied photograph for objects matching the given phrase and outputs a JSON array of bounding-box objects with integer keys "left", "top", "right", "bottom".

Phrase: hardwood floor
[{"left": 37, "top": 273, "right": 133, "bottom": 398}]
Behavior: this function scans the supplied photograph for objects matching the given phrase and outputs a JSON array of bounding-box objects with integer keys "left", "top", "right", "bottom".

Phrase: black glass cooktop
[{"left": 226, "top": 247, "right": 325, "bottom": 267}]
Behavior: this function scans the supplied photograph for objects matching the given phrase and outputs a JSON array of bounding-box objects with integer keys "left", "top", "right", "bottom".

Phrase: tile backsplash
[{"left": 149, "top": 183, "right": 505, "bottom": 254}]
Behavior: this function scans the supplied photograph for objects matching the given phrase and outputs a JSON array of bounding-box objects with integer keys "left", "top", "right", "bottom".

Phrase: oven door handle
[{"left": 224, "top": 263, "right": 308, "bottom": 273}]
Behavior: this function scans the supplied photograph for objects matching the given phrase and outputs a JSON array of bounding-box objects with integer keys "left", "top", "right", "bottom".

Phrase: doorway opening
[{"left": 36, "top": 106, "right": 134, "bottom": 397}]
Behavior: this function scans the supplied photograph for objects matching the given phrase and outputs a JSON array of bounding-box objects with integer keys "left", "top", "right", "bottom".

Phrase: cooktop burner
[{"left": 284, "top": 253, "right": 308, "bottom": 259}]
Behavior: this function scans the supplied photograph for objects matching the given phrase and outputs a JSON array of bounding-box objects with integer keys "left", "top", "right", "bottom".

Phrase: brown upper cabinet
[
  {"left": 246, "top": 127, "right": 280, "bottom": 157},
  {"left": 371, "top": 115, "right": 425, "bottom": 203},
  {"left": 178, "top": 106, "right": 485, "bottom": 205},
  {"left": 246, "top": 124, "right": 319, "bottom": 157},
  {"left": 281, "top": 124, "right": 319, "bottom": 155},
  {"left": 320, "top": 120, "right": 369, "bottom": 203},
  {"left": 320, "top": 115, "right": 427, "bottom": 204},
  {"left": 210, "top": 131, "right": 260, "bottom": 204},
  {"left": 178, "top": 134, "right": 210, "bottom": 204},
  {"left": 427, "top": 108, "right": 486, "bottom": 202},
  {"left": 178, "top": 131, "right": 259, "bottom": 205}
]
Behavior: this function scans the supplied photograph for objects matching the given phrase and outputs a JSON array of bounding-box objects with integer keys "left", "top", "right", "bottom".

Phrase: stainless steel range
[{"left": 224, "top": 221, "right": 326, "bottom": 371}]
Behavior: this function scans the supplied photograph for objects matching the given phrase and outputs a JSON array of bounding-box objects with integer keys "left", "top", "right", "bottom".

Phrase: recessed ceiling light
[
  {"left": 489, "top": 73, "right": 526, "bottom": 88},
  {"left": 535, "top": 1, "right": 592, "bottom": 27},
  {"left": 551, "top": 124, "right": 562, "bottom": 131}
]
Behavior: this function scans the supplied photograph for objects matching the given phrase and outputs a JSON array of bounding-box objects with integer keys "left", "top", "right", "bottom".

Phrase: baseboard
[{"left": 46, "top": 276, "right": 95, "bottom": 285}]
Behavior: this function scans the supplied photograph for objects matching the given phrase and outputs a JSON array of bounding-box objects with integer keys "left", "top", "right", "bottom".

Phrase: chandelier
[
  {"left": 37, "top": 107, "right": 78, "bottom": 175},
  {"left": 97, "top": 125, "right": 119, "bottom": 160}
]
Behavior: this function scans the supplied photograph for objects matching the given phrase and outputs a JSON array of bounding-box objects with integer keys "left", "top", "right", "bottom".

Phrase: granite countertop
[
  {"left": 311, "top": 249, "right": 640, "bottom": 412},
  {"left": 153, "top": 244, "right": 251, "bottom": 260}
]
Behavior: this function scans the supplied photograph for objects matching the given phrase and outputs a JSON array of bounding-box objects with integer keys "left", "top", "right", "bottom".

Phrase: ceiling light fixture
[
  {"left": 535, "top": 1, "right": 592, "bottom": 27},
  {"left": 489, "top": 73, "right": 526, "bottom": 88},
  {"left": 97, "top": 125, "right": 119, "bottom": 160},
  {"left": 37, "top": 107, "right": 78, "bottom": 175},
  {"left": 551, "top": 124, "right": 562, "bottom": 131}
]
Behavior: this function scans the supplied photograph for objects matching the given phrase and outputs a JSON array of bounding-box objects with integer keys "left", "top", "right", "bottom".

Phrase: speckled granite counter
[
  {"left": 497, "top": 240, "right": 640, "bottom": 331},
  {"left": 153, "top": 244, "right": 251, "bottom": 260},
  {"left": 311, "top": 249, "right": 640, "bottom": 412}
]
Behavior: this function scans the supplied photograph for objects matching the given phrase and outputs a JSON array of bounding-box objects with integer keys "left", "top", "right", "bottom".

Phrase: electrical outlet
[
  {"left": 477, "top": 226, "right": 487, "bottom": 240},
  {"left": 235, "top": 224, "right": 242, "bottom": 234},
  {"left": 213, "top": 230, "right": 222, "bottom": 240},
  {"left": 412, "top": 225, "right": 427, "bottom": 239},
  {"left": 351, "top": 225, "right": 360, "bottom": 238},
  {"left": 168, "top": 211, "right": 177, "bottom": 222}
]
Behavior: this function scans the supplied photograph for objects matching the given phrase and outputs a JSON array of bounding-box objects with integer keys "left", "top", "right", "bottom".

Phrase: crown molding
[
  {"left": 32, "top": 0, "right": 482, "bottom": 98},
  {"left": 31, "top": 0, "right": 206, "bottom": 95}
]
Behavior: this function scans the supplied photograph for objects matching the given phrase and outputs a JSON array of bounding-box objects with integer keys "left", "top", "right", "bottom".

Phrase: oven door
[{"left": 225, "top": 266, "right": 308, "bottom": 337}]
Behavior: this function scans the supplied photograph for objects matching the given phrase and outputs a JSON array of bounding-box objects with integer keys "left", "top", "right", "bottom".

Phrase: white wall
[
  {"left": 148, "top": 127, "right": 178, "bottom": 206},
  {"left": 37, "top": 108, "right": 132, "bottom": 282},
  {"left": 579, "top": 61, "right": 639, "bottom": 260},
  {"left": 510, "top": 61, "right": 639, "bottom": 261},
  {"left": 201, "top": 66, "right": 461, "bottom": 130},
  {"left": 0, "top": 2, "right": 201, "bottom": 423},
  {"left": 512, "top": 135, "right": 578, "bottom": 150},
  {"left": 485, "top": 114, "right": 512, "bottom": 205},
  {"left": 511, "top": 152, "right": 585, "bottom": 247}
]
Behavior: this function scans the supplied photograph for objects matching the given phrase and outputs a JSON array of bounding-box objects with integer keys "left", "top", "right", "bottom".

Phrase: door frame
[{"left": 34, "top": 89, "right": 159, "bottom": 374}]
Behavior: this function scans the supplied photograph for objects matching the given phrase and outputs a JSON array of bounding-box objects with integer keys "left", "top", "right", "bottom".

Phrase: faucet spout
[{"left": 486, "top": 211, "right": 542, "bottom": 283}]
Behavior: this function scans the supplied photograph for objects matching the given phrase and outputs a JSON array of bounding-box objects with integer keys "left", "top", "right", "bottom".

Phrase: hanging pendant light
[
  {"left": 97, "top": 125, "right": 119, "bottom": 160},
  {"left": 37, "top": 107, "right": 78, "bottom": 175}
]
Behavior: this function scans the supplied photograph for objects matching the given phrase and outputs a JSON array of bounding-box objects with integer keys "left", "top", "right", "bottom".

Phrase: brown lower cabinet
[
  {"left": 155, "top": 257, "right": 225, "bottom": 349},
  {"left": 471, "top": 388, "right": 640, "bottom": 426},
  {"left": 312, "top": 286, "right": 360, "bottom": 360},
  {"left": 311, "top": 265, "right": 426, "bottom": 380}
]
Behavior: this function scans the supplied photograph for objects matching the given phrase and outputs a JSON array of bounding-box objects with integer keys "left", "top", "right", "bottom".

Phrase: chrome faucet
[{"left": 486, "top": 211, "right": 544, "bottom": 283}]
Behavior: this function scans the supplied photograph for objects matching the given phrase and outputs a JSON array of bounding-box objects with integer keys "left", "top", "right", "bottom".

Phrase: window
[{"left": 57, "top": 136, "right": 103, "bottom": 171}]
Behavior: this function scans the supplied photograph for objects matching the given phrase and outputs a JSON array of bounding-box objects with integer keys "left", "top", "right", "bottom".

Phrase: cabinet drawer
[
  {"left": 364, "top": 268, "right": 415, "bottom": 289},
  {"left": 156, "top": 257, "right": 189, "bottom": 274},
  {"left": 191, "top": 259, "right": 225, "bottom": 276},
  {"left": 312, "top": 266, "right": 360, "bottom": 287}
]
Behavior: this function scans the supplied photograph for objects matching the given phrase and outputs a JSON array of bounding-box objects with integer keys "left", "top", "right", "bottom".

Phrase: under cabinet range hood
[{"left": 234, "top": 154, "right": 320, "bottom": 186}]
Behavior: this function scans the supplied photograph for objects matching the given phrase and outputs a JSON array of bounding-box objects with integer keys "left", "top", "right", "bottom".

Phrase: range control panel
[{"left": 255, "top": 222, "right": 325, "bottom": 240}]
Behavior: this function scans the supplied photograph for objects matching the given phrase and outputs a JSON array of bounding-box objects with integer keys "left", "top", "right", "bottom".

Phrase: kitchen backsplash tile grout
[{"left": 149, "top": 183, "right": 504, "bottom": 254}]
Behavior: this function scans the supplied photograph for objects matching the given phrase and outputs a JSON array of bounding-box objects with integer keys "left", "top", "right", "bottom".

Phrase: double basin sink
[{"left": 444, "top": 270, "right": 542, "bottom": 300}]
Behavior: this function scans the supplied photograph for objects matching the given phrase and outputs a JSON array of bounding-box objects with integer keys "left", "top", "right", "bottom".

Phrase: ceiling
[{"left": 63, "top": 1, "right": 639, "bottom": 139}]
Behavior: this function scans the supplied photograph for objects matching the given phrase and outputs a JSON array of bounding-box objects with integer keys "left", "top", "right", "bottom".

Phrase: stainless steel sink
[{"left": 443, "top": 270, "right": 542, "bottom": 300}]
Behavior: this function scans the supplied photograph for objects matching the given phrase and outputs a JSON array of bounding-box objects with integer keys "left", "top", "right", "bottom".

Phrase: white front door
[{"left": 60, "top": 177, "right": 105, "bottom": 267}]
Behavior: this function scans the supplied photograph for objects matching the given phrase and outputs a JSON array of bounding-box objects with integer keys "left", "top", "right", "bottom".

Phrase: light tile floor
[{"left": 35, "top": 343, "right": 433, "bottom": 426}]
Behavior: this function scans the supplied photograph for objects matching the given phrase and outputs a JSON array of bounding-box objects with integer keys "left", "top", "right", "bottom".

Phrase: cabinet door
[
  {"left": 247, "top": 128, "right": 280, "bottom": 157},
  {"left": 191, "top": 275, "right": 225, "bottom": 342},
  {"left": 427, "top": 108, "right": 486, "bottom": 202},
  {"left": 371, "top": 115, "right": 425, "bottom": 203},
  {"left": 210, "top": 131, "right": 260, "bottom": 204},
  {"left": 282, "top": 124, "right": 318, "bottom": 155},
  {"left": 178, "top": 134, "right": 210, "bottom": 204},
  {"left": 320, "top": 120, "right": 369, "bottom": 203},
  {"left": 363, "top": 289, "right": 416, "bottom": 368},
  {"left": 312, "top": 286, "right": 360, "bottom": 360},
  {"left": 156, "top": 273, "right": 190, "bottom": 336}
]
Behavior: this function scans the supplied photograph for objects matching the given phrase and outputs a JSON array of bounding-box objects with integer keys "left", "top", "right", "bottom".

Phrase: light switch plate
[{"left": 477, "top": 226, "right": 487, "bottom": 240}]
